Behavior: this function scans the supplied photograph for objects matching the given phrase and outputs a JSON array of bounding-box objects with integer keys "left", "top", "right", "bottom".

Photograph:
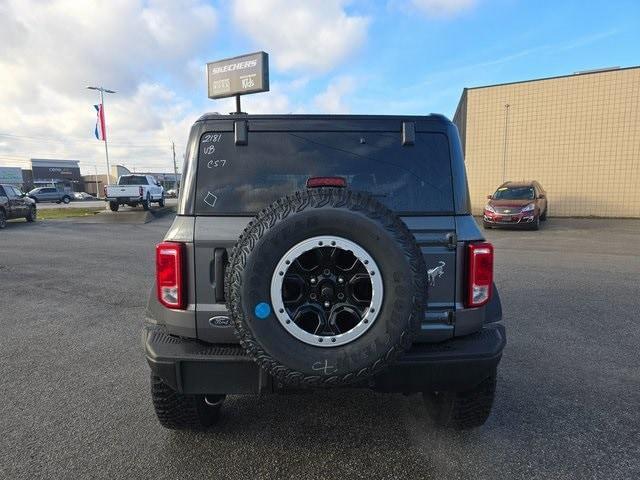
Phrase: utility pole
[
  {"left": 171, "top": 141, "right": 179, "bottom": 197},
  {"left": 87, "top": 86, "right": 116, "bottom": 184},
  {"left": 502, "top": 104, "right": 510, "bottom": 183}
]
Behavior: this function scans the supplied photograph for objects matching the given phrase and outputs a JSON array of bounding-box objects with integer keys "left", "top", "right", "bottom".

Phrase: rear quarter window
[{"left": 194, "top": 130, "right": 453, "bottom": 215}]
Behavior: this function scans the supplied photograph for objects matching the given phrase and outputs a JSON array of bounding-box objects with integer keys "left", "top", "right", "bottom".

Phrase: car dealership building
[{"left": 454, "top": 66, "right": 640, "bottom": 217}]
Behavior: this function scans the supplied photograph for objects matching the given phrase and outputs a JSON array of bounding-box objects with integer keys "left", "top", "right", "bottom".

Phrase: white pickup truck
[{"left": 104, "top": 174, "right": 165, "bottom": 212}]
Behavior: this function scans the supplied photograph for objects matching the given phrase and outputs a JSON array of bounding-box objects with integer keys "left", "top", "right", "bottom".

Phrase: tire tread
[
  {"left": 150, "top": 374, "right": 220, "bottom": 430},
  {"left": 424, "top": 374, "right": 496, "bottom": 430},
  {"left": 225, "top": 187, "right": 427, "bottom": 388}
]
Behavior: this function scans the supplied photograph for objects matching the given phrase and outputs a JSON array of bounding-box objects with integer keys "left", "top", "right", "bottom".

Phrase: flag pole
[
  {"left": 87, "top": 86, "right": 116, "bottom": 184},
  {"left": 100, "top": 88, "right": 112, "bottom": 184}
]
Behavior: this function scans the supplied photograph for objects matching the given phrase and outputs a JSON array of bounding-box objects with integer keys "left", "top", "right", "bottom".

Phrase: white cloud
[
  {"left": 313, "top": 76, "right": 356, "bottom": 113},
  {"left": 231, "top": 0, "right": 370, "bottom": 73},
  {"left": 409, "top": 0, "right": 477, "bottom": 18},
  {"left": 0, "top": 0, "right": 217, "bottom": 173}
]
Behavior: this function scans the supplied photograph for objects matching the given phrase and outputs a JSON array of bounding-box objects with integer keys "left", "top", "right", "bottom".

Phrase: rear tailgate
[
  {"left": 190, "top": 119, "right": 457, "bottom": 343},
  {"left": 106, "top": 185, "right": 140, "bottom": 197}
]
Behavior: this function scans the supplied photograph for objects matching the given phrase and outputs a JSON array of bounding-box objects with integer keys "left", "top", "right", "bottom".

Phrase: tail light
[
  {"left": 139, "top": 186, "right": 144, "bottom": 196},
  {"left": 466, "top": 242, "right": 494, "bottom": 308},
  {"left": 156, "top": 242, "right": 185, "bottom": 309}
]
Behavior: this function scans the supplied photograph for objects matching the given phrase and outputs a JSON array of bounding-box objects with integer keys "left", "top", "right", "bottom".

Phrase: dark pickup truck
[
  {"left": 143, "top": 114, "right": 505, "bottom": 431},
  {"left": 0, "top": 184, "right": 36, "bottom": 229}
]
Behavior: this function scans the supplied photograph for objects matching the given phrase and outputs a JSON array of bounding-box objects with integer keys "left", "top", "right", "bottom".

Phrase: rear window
[
  {"left": 119, "top": 176, "right": 148, "bottom": 185},
  {"left": 194, "top": 131, "right": 453, "bottom": 215}
]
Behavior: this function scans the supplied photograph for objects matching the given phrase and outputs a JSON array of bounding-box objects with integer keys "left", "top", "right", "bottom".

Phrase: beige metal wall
[{"left": 457, "top": 67, "right": 640, "bottom": 217}]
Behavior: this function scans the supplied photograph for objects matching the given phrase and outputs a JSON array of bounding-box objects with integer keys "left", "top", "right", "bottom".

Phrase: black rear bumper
[{"left": 143, "top": 323, "right": 505, "bottom": 395}]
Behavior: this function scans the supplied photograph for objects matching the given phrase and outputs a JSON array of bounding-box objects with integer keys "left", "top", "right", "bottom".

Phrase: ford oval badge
[{"left": 209, "top": 316, "right": 231, "bottom": 327}]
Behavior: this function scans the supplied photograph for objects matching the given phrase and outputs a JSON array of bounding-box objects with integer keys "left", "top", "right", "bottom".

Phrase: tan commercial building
[{"left": 453, "top": 66, "right": 640, "bottom": 218}]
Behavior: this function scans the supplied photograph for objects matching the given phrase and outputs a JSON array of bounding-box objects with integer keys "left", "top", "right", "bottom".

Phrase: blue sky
[
  {"left": 1, "top": 0, "right": 638, "bottom": 172},
  {"left": 233, "top": 0, "right": 640, "bottom": 117}
]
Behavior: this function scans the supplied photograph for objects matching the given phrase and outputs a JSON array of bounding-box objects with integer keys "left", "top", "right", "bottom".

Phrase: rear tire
[
  {"left": 62, "top": 196, "right": 71, "bottom": 204},
  {"left": 423, "top": 373, "right": 497, "bottom": 430},
  {"left": 109, "top": 201, "right": 119, "bottom": 212},
  {"left": 158, "top": 195, "right": 165, "bottom": 207},
  {"left": 26, "top": 206, "right": 36, "bottom": 222},
  {"left": 540, "top": 207, "right": 548, "bottom": 221},
  {"left": 150, "top": 374, "right": 224, "bottom": 430}
]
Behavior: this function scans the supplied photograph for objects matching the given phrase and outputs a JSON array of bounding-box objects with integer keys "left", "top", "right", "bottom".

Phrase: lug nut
[
  {"left": 324, "top": 301, "right": 331, "bottom": 308},
  {"left": 337, "top": 277, "right": 344, "bottom": 284},
  {"left": 310, "top": 293, "right": 317, "bottom": 300},
  {"left": 310, "top": 277, "right": 317, "bottom": 285},
  {"left": 323, "top": 269, "right": 331, "bottom": 276},
  {"left": 337, "top": 293, "right": 345, "bottom": 300}
]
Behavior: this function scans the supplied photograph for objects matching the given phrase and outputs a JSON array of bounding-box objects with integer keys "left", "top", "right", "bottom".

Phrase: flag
[{"left": 94, "top": 104, "right": 106, "bottom": 141}]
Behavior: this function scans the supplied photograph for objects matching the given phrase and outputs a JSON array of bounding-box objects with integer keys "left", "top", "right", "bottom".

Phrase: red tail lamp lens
[
  {"left": 466, "top": 242, "right": 494, "bottom": 308},
  {"left": 156, "top": 242, "right": 185, "bottom": 309}
]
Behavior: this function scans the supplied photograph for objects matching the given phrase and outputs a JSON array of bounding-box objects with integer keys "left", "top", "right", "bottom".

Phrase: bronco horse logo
[{"left": 427, "top": 261, "right": 446, "bottom": 286}]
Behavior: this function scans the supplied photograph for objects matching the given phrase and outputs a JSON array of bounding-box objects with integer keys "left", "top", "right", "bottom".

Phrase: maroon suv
[{"left": 483, "top": 181, "right": 548, "bottom": 230}]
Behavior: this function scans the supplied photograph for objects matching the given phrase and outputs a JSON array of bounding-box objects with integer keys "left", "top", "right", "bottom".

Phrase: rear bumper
[
  {"left": 143, "top": 323, "right": 506, "bottom": 394},
  {"left": 105, "top": 196, "right": 142, "bottom": 203}
]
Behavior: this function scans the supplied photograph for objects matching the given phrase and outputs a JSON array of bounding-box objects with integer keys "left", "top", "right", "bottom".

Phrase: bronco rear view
[{"left": 144, "top": 114, "right": 505, "bottom": 431}]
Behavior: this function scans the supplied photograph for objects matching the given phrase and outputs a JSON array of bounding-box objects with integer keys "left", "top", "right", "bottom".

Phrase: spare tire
[{"left": 225, "top": 187, "right": 427, "bottom": 387}]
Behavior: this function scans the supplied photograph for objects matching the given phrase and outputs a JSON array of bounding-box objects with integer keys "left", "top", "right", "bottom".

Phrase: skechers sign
[{"left": 207, "top": 51, "right": 269, "bottom": 99}]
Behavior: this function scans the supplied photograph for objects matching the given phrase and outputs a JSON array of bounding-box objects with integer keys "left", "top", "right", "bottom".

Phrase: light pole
[
  {"left": 87, "top": 86, "right": 116, "bottom": 184},
  {"left": 171, "top": 141, "right": 179, "bottom": 197},
  {"left": 94, "top": 164, "right": 99, "bottom": 197},
  {"left": 502, "top": 103, "right": 510, "bottom": 183}
]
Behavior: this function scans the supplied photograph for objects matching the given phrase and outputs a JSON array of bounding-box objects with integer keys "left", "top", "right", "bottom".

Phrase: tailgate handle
[{"left": 213, "top": 248, "right": 228, "bottom": 302}]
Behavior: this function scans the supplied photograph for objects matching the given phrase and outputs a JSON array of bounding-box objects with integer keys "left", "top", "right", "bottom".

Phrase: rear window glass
[
  {"left": 194, "top": 131, "right": 453, "bottom": 214},
  {"left": 118, "top": 176, "right": 148, "bottom": 185}
]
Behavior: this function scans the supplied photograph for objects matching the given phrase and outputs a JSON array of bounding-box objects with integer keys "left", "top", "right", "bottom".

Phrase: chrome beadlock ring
[{"left": 270, "top": 236, "right": 383, "bottom": 348}]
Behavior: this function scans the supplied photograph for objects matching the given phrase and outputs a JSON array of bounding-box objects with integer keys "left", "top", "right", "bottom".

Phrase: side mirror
[
  {"left": 538, "top": 194, "right": 545, "bottom": 199},
  {"left": 486, "top": 195, "right": 492, "bottom": 199}
]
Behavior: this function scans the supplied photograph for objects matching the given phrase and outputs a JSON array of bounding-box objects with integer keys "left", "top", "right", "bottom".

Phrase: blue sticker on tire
[{"left": 254, "top": 302, "right": 271, "bottom": 319}]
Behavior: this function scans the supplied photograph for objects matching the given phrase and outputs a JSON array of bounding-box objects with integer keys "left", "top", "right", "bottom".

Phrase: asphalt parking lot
[
  {"left": 35, "top": 198, "right": 178, "bottom": 209},
  {"left": 0, "top": 216, "right": 638, "bottom": 480}
]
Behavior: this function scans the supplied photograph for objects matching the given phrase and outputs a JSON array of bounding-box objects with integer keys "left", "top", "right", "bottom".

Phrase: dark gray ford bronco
[{"left": 144, "top": 114, "right": 505, "bottom": 430}]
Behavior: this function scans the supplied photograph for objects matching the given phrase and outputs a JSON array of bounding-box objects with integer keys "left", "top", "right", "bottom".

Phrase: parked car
[
  {"left": 73, "top": 191, "right": 97, "bottom": 201},
  {"left": 103, "top": 174, "right": 165, "bottom": 212},
  {"left": 166, "top": 188, "right": 177, "bottom": 198},
  {"left": 27, "top": 186, "right": 72, "bottom": 204},
  {"left": 143, "top": 113, "right": 505, "bottom": 432},
  {"left": 0, "top": 184, "right": 36, "bottom": 228},
  {"left": 483, "top": 181, "right": 548, "bottom": 230}
]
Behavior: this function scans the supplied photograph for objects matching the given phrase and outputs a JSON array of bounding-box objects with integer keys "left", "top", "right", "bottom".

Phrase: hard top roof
[
  {"left": 196, "top": 112, "right": 451, "bottom": 124},
  {"left": 500, "top": 181, "right": 537, "bottom": 188},
  {"left": 194, "top": 113, "right": 454, "bottom": 134}
]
